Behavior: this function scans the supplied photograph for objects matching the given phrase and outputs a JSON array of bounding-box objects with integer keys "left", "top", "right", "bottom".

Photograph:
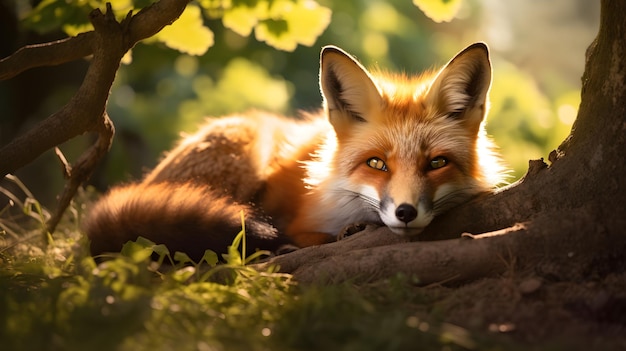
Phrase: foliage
[
  {"left": 0, "top": 182, "right": 486, "bottom": 351},
  {"left": 24, "top": 0, "right": 332, "bottom": 55},
  {"left": 413, "top": 0, "right": 463, "bottom": 23},
  {"left": 22, "top": 0, "right": 460, "bottom": 52},
  {"left": 8, "top": 0, "right": 581, "bottom": 190},
  {"left": 218, "top": 0, "right": 332, "bottom": 51},
  {"left": 487, "top": 63, "right": 578, "bottom": 177},
  {"left": 152, "top": 3, "right": 215, "bottom": 55}
]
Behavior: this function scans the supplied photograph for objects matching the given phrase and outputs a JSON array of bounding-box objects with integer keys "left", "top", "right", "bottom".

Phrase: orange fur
[{"left": 85, "top": 43, "right": 507, "bottom": 259}]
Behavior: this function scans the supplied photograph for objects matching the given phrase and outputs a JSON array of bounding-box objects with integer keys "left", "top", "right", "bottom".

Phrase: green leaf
[
  {"left": 171, "top": 266, "right": 196, "bottom": 282},
  {"left": 24, "top": 0, "right": 92, "bottom": 34},
  {"left": 153, "top": 4, "right": 215, "bottom": 55},
  {"left": 225, "top": 229, "right": 244, "bottom": 266},
  {"left": 413, "top": 0, "right": 463, "bottom": 23},
  {"left": 135, "top": 236, "right": 156, "bottom": 247},
  {"left": 222, "top": 0, "right": 330, "bottom": 51},
  {"left": 63, "top": 23, "right": 94, "bottom": 37},
  {"left": 202, "top": 250, "right": 219, "bottom": 267},
  {"left": 25, "top": 0, "right": 137, "bottom": 35},
  {"left": 222, "top": 1, "right": 269, "bottom": 37},
  {"left": 152, "top": 244, "right": 170, "bottom": 257},
  {"left": 173, "top": 251, "right": 194, "bottom": 265},
  {"left": 120, "top": 240, "right": 154, "bottom": 263},
  {"left": 255, "top": 0, "right": 331, "bottom": 51}
]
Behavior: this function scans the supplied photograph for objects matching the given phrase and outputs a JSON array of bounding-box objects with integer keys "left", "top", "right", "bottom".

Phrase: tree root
[{"left": 262, "top": 206, "right": 625, "bottom": 286}]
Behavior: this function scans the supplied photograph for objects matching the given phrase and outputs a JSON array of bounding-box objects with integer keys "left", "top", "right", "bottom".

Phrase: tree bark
[{"left": 263, "top": 0, "right": 626, "bottom": 285}]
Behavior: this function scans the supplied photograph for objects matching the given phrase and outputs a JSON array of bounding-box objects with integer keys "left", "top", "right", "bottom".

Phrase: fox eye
[
  {"left": 366, "top": 157, "right": 388, "bottom": 171},
  {"left": 429, "top": 156, "right": 448, "bottom": 170}
]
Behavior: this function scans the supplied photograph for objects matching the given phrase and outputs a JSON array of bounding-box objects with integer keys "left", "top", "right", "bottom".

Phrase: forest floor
[
  {"left": 1, "top": 185, "right": 625, "bottom": 351},
  {"left": 411, "top": 270, "right": 626, "bottom": 350}
]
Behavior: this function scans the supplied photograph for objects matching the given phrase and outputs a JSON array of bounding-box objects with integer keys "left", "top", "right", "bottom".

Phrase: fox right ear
[
  {"left": 426, "top": 43, "right": 492, "bottom": 135},
  {"left": 319, "top": 46, "right": 383, "bottom": 126}
]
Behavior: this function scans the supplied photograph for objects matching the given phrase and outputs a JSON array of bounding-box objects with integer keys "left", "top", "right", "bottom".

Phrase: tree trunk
[{"left": 262, "top": 0, "right": 626, "bottom": 285}]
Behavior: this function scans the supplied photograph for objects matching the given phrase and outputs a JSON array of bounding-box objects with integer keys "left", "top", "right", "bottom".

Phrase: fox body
[{"left": 86, "top": 43, "right": 505, "bottom": 259}]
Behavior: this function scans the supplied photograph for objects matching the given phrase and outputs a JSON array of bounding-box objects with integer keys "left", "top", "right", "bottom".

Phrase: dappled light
[
  {"left": 152, "top": 4, "right": 215, "bottom": 56},
  {"left": 413, "top": 0, "right": 463, "bottom": 23},
  {"left": 488, "top": 62, "right": 577, "bottom": 176},
  {"left": 98, "top": 0, "right": 596, "bottom": 185},
  {"left": 3, "top": 1, "right": 622, "bottom": 350},
  {"left": 0, "top": 0, "right": 597, "bottom": 204}
]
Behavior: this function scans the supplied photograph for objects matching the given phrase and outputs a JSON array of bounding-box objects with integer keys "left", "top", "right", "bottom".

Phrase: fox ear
[
  {"left": 427, "top": 42, "right": 492, "bottom": 135},
  {"left": 319, "top": 46, "right": 383, "bottom": 126}
]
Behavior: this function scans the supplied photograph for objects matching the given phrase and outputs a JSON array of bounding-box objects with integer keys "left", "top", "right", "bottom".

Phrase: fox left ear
[
  {"left": 319, "top": 46, "right": 383, "bottom": 131},
  {"left": 427, "top": 42, "right": 492, "bottom": 135}
]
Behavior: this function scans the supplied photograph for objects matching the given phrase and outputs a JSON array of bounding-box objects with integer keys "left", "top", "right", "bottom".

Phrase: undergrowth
[{"left": 0, "top": 176, "right": 486, "bottom": 351}]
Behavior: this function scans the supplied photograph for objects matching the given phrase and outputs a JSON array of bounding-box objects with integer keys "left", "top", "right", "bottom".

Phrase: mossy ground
[{"left": 1, "top": 182, "right": 624, "bottom": 351}]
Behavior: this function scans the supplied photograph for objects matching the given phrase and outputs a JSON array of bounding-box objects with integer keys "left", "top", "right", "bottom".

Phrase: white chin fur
[{"left": 380, "top": 201, "right": 434, "bottom": 236}]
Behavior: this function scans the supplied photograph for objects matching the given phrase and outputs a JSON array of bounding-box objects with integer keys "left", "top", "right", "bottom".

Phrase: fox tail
[{"left": 84, "top": 182, "right": 293, "bottom": 261}]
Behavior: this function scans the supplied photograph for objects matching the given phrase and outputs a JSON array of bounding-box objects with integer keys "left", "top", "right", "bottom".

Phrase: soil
[{"left": 417, "top": 271, "right": 626, "bottom": 350}]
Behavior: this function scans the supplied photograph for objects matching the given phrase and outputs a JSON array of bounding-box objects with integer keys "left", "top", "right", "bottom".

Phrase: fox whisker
[{"left": 432, "top": 186, "right": 479, "bottom": 213}]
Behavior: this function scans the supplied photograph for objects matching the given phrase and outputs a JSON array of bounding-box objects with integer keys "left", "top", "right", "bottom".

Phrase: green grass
[{"left": 0, "top": 180, "right": 490, "bottom": 351}]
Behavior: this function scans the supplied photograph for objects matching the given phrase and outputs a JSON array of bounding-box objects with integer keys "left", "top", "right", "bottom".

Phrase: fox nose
[{"left": 395, "top": 203, "right": 417, "bottom": 223}]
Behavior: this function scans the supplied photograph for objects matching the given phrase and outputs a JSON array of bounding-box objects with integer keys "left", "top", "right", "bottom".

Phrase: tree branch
[
  {"left": 46, "top": 112, "right": 114, "bottom": 234},
  {"left": 0, "top": 0, "right": 190, "bottom": 238},
  {"left": 0, "top": 34, "right": 94, "bottom": 81},
  {"left": 0, "top": 6, "right": 123, "bottom": 177},
  {"left": 0, "top": 0, "right": 189, "bottom": 177},
  {"left": 0, "top": 0, "right": 189, "bottom": 81}
]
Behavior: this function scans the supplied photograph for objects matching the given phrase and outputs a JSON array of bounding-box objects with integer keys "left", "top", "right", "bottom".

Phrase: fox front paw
[{"left": 337, "top": 223, "right": 369, "bottom": 241}]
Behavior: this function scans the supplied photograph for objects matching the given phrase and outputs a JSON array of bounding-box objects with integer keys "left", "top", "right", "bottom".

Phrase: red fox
[{"left": 85, "top": 43, "right": 506, "bottom": 260}]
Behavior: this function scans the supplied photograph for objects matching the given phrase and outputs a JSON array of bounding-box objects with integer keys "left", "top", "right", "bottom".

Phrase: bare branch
[
  {"left": 46, "top": 113, "right": 114, "bottom": 233},
  {"left": 0, "top": 9, "right": 122, "bottom": 177},
  {"left": 0, "top": 0, "right": 189, "bottom": 80},
  {"left": 54, "top": 147, "right": 72, "bottom": 179},
  {"left": 0, "top": 0, "right": 190, "bottom": 239},
  {"left": 0, "top": 0, "right": 190, "bottom": 178},
  {"left": 0, "top": 34, "right": 94, "bottom": 80}
]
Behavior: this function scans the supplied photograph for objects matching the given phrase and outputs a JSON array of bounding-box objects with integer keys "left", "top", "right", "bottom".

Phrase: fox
[{"left": 85, "top": 43, "right": 506, "bottom": 260}]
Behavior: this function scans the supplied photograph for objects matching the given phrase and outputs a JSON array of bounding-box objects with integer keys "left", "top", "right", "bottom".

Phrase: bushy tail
[{"left": 84, "top": 182, "right": 293, "bottom": 261}]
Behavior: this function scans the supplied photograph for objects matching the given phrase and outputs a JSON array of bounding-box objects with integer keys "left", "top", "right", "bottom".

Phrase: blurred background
[{"left": 0, "top": 0, "right": 600, "bottom": 207}]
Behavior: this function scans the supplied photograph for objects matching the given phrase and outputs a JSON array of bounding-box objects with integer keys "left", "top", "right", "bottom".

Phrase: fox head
[{"left": 314, "top": 43, "right": 506, "bottom": 236}]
